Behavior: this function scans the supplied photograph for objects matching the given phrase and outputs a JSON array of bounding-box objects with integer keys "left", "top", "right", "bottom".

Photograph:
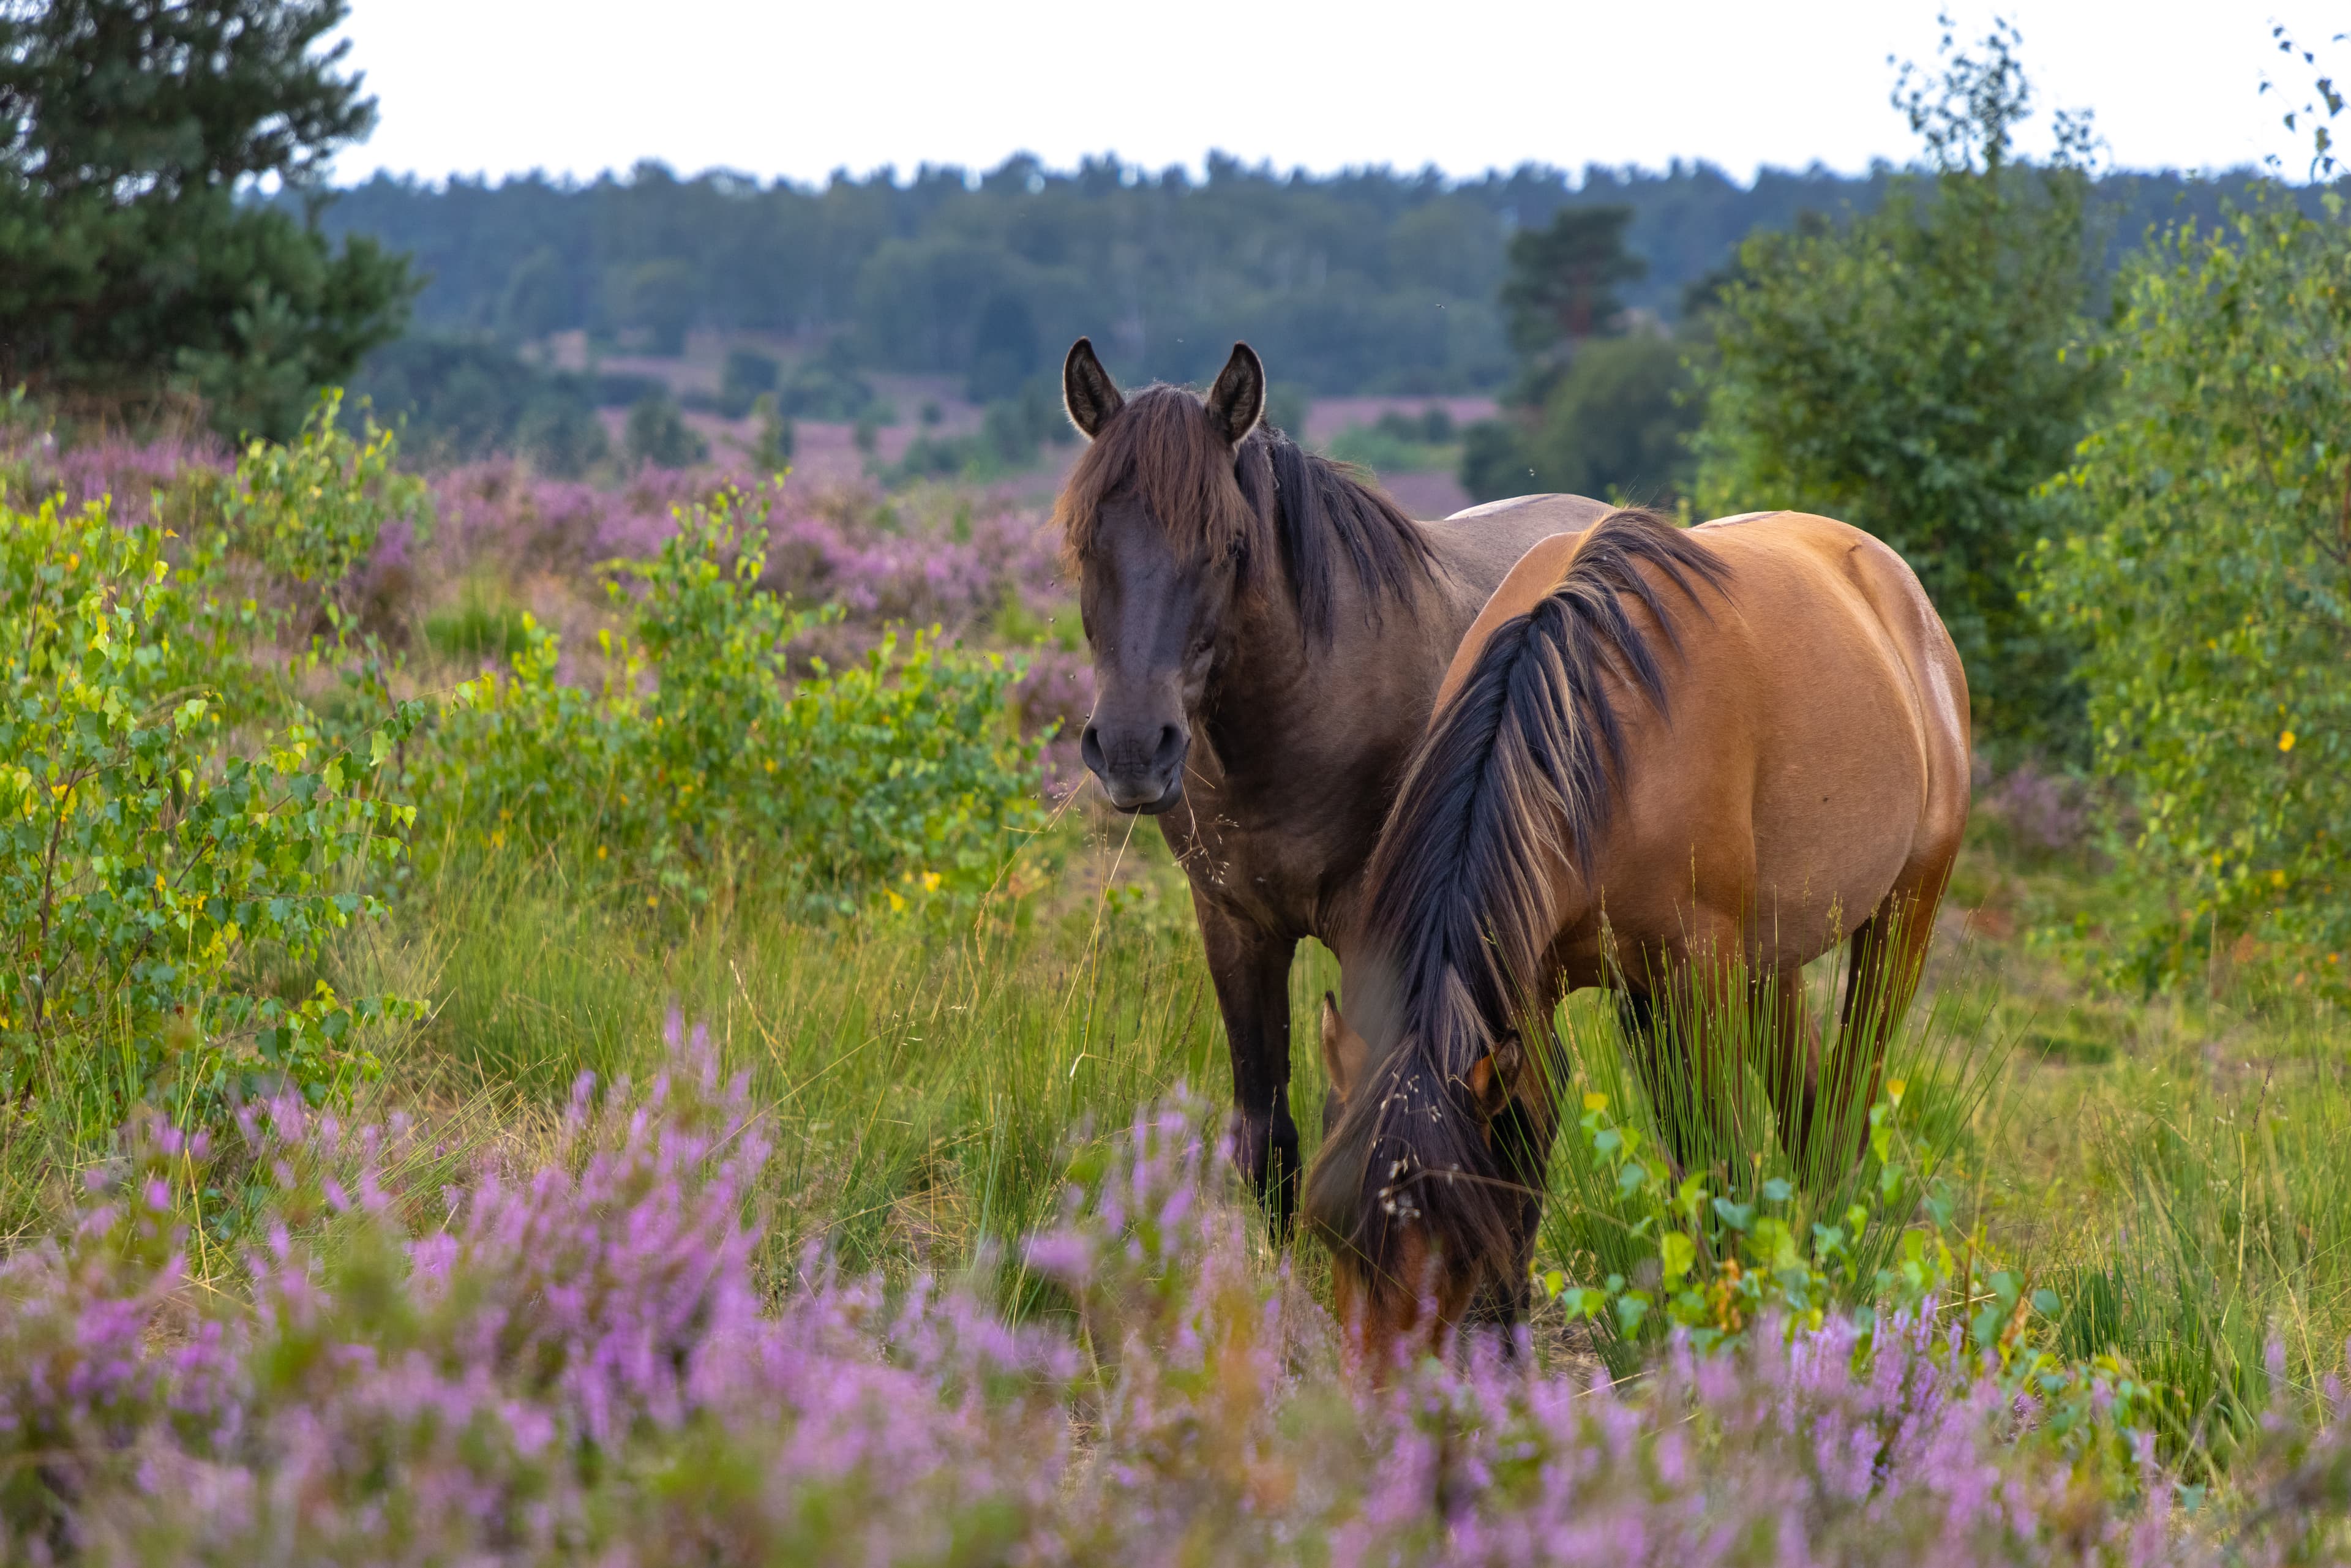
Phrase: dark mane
[
  {"left": 1303, "top": 508, "right": 1731, "bottom": 1305},
  {"left": 1053, "top": 383, "right": 1432, "bottom": 642}
]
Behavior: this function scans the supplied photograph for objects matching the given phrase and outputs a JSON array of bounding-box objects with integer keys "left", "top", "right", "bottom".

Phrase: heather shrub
[
  {"left": 416, "top": 484, "right": 1046, "bottom": 914},
  {"left": 1978, "top": 758, "right": 2094, "bottom": 858},
  {"left": 189, "top": 389, "right": 433, "bottom": 642},
  {"left": 8, "top": 1071, "right": 2351, "bottom": 1564},
  {"left": 0, "top": 489, "right": 416, "bottom": 1123}
]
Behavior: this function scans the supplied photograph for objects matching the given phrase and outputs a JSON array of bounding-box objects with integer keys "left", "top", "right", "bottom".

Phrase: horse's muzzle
[
  {"left": 1097, "top": 771, "right": 1184, "bottom": 814},
  {"left": 1082, "top": 720, "right": 1188, "bottom": 814}
]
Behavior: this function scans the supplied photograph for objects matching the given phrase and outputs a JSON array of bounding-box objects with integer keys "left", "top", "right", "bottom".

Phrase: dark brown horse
[
  {"left": 1303, "top": 507, "right": 1971, "bottom": 1357},
  {"left": 1054, "top": 337, "right": 1609, "bottom": 1231}
]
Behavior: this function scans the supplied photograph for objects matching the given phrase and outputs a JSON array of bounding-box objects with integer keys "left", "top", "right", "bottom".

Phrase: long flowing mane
[
  {"left": 1052, "top": 384, "right": 1432, "bottom": 642},
  {"left": 1303, "top": 508, "right": 1731, "bottom": 1302}
]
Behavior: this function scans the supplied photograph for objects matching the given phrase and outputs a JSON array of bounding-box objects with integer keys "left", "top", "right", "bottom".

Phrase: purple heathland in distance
[{"left": 7, "top": 436, "right": 1095, "bottom": 790}]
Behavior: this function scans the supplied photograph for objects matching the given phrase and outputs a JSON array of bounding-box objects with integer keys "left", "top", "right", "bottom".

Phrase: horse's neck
[{"left": 1209, "top": 565, "right": 1452, "bottom": 748}]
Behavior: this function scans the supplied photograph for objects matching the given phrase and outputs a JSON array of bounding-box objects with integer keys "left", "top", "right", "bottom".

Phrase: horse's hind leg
[
  {"left": 1812, "top": 874, "right": 1949, "bottom": 1169},
  {"left": 1614, "top": 988, "right": 1689, "bottom": 1176},
  {"left": 1757, "top": 967, "right": 1828, "bottom": 1180}
]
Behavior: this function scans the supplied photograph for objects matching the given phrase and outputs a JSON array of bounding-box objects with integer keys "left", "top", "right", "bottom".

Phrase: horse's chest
[{"left": 1157, "top": 798, "right": 1357, "bottom": 938}]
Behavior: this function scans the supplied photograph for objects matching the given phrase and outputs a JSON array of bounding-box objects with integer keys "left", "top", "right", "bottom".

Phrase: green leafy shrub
[
  {"left": 199, "top": 388, "right": 432, "bottom": 639},
  {"left": 1692, "top": 23, "right": 2101, "bottom": 745},
  {"left": 1463, "top": 332, "right": 1700, "bottom": 504},
  {"left": 1326, "top": 408, "right": 1463, "bottom": 476},
  {"left": 1542, "top": 1076, "right": 2159, "bottom": 1466},
  {"left": 419, "top": 485, "right": 1045, "bottom": 913},
  {"left": 624, "top": 396, "right": 707, "bottom": 470},
  {"left": 0, "top": 490, "right": 416, "bottom": 1121},
  {"left": 2030, "top": 195, "right": 2351, "bottom": 995}
]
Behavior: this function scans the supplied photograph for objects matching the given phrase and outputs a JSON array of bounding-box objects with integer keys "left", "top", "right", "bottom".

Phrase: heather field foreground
[{"left": 2, "top": 408, "right": 2350, "bottom": 1566}]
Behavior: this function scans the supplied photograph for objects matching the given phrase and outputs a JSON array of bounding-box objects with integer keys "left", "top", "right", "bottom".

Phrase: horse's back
[
  {"left": 1418, "top": 493, "right": 1612, "bottom": 612},
  {"left": 1484, "top": 510, "right": 1971, "bottom": 974}
]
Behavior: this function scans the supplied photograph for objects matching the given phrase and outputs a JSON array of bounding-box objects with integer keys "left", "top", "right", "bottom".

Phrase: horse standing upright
[
  {"left": 1052, "top": 337, "right": 1608, "bottom": 1232},
  {"left": 1305, "top": 507, "right": 1972, "bottom": 1356}
]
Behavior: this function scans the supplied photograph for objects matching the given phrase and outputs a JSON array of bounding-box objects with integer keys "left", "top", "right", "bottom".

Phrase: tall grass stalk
[
  {"left": 1539, "top": 924, "right": 2014, "bottom": 1364},
  {"left": 2038, "top": 996, "right": 2351, "bottom": 1478},
  {"left": 339, "top": 816, "right": 1342, "bottom": 1292}
]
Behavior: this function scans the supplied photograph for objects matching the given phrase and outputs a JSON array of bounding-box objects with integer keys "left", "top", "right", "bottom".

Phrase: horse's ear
[
  {"left": 1464, "top": 1034, "right": 1525, "bottom": 1118},
  {"left": 1319, "top": 991, "right": 1352, "bottom": 1100},
  {"left": 1063, "top": 337, "right": 1123, "bottom": 440},
  {"left": 1204, "top": 342, "right": 1265, "bottom": 446}
]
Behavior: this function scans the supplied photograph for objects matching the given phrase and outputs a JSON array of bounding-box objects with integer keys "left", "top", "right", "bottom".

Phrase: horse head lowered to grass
[
  {"left": 1303, "top": 507, "right": 1973, "bottom": 1360},
  {"left": 1052, "top": 336, "right": 1610, "bottom": 1231}
]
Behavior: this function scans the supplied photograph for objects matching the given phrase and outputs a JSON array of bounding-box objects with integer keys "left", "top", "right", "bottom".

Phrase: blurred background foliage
[{"left": 2, "top": 0, "right": 2347, "bottom": 1014}]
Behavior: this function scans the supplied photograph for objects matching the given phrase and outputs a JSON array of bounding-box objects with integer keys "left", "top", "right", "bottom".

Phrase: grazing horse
[
  {"left": 1054, "top": 337, "right": 1610, "bottom": 1232},
  {"left": 1303, "top": 507, "right": 1971, "bottom": 1356}
]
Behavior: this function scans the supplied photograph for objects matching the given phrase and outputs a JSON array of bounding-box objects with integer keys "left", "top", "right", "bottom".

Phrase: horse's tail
[{"left": 1304, "top": 508, "right": 1728, "bottom": 1301}]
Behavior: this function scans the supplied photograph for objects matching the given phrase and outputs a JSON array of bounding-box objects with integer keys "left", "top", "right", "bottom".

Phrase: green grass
[
  {"left": 9, "top": 780, "right": 2348, "bottom": 1485},
  {"left": 334, "top": 814, "right": 1343, "bottom": 1285},
  {"left": 1980, "top": 985, "right": 2351, "bottom": 1473},
  {"left": 332, "top": 816, "right": 2351, "bottom": 1412},
  {"left": 422, "top": 577, "right": 534, "bottom": 664},
  {"left": 1322, "top": 424, "right": 1462, "bottom": 476},
  {"left": 1529, "top": 934, "right": 2014, "bottom": 1365}
]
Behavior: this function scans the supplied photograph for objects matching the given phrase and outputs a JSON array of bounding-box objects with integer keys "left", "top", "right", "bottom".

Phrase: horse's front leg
[{"left": 1194, "top": 900, "right": 1300, "bottom": 1239}]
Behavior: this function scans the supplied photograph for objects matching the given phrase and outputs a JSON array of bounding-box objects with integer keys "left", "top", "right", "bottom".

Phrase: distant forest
[{"left": 320, "top": 154, "right": 2289, "bottom": 396}]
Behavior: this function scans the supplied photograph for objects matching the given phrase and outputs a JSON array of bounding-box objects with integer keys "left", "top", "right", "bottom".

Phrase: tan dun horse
[
  {"left": 1054, "top": 337, "right": 1609, "bottom": 1233},
  {"left": 1303, "top": 506, "right": 1971, "bottom": 1357}
]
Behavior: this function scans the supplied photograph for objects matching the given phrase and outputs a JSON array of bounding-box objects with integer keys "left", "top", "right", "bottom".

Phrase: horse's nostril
[
  {"left": 1079, "top": 724, "right": 1106, "bottom": 775},
  {"left": 1153, "top": 725, "right": 1184, "bottom": 769}
]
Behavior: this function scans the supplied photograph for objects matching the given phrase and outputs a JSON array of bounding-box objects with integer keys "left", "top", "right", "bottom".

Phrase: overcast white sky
[{"left": 331, "top": 1, "right": 2345, "bottom": 189}]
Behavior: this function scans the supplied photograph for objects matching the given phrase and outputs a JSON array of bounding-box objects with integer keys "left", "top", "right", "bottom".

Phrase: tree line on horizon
[
  {"left": 3, "top": 1, "right": 2330, "bottom": 443},
  {"left": 320, "top": 152, "right": 2299, "bottom": 398}
]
